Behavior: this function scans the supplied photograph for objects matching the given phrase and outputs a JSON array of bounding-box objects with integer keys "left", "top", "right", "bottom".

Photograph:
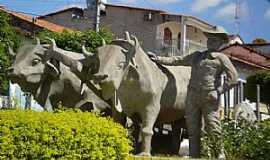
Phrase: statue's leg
[
  {"left": 44, "top": 99, "right": 53, "bottom": 112},
  {"left": 202, "top": 99, "right": 225, "bottom": 159},
  {"left": 137, "top": 105, "right": 160, "bottom": 156},
  {"left": 186, "top": 97, "right": 201, "bottom": 158}
]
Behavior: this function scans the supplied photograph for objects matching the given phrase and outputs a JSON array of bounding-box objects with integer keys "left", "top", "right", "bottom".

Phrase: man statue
[{"left": 151, "top": 29, "right": 238, "bottom": 159}]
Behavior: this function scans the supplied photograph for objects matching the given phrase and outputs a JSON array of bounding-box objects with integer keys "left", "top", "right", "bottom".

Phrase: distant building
[
  {"left": 220, "top": 43, "right": 270, "bottom": 108},
  {"left": 0, "top": 7, "right": 71, "bottom": 37},
  {"left": 37, "top": 3, "right": 226, "bottom": 56},
  {"left": 245, "top": 43, "right": 270, "bottom": 55},
  {"left": 228, "top": 34, "right": 244, "bottom": 45}
]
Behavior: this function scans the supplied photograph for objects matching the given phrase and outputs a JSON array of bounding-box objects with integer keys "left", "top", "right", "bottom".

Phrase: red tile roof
[
  {"left": 0, "top": 7, "right": 72, "bottom": 33},
  {"left": 221, "top": 43, "right": 270, "bottom": 70}
]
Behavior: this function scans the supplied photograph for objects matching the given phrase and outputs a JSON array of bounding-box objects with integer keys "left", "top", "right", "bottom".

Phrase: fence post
[
  {"left": 256, "top": 84, "right": 261, "bottom": 121},
  {"left": 240, "top": 81, "right": 244, "bottom": 102}
]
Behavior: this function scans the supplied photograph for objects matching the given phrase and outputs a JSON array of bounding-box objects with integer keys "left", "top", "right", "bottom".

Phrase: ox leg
[
  {"left": 44, "top": 99, "right": 53, "bottom": 112},
  {"left": 138, "top": 107, "right": 160, "bottom": 156}
]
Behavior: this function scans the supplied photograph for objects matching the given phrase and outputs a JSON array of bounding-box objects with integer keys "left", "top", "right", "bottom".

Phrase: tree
[
  {"left": 38, "top": 27, "right": 113, "bottom": 53},
  {"left": 0, "top": 10, "right": 21, "bottom": 95},
  {"left": 244, "top": 71, "right": 270, "bottom": 105},
  {"left": 252, "top": 38, "right": 268, "bottom": 44}
]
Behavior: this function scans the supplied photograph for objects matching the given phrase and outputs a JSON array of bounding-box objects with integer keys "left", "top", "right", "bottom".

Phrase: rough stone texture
[
  {"left": 44, "top": 33, "right": 191, "bottom": 156},
  {"left": 7, "top": 41, "right": 110, "bottom": 112}
]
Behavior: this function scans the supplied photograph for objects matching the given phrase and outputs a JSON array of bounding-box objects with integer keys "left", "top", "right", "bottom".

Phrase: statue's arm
[
  {"left": 217, "top": 54, "right": 238, "bottom": 94},
  {"left": 154, "top": 52, "right": 198, "bottom": 66}
]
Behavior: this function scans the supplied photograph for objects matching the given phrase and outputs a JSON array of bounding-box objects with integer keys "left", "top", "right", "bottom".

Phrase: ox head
[
  {"left": 90, "top": 32, "right": 139, "bottom": 100},
  {"left": 6, "top": 39, "right": 60, "bottom": 93}
]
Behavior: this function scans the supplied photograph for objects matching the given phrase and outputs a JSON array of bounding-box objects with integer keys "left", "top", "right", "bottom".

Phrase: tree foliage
[
  {"left": 252, "top": 38, "right": 268, "bottom": 44},
  {"left": 244, "top": 71, "right": 270, "bottom": 104},
  {"left": 38, "top": 27, "right": 113, "bottom": 53},
  {"left": 0, "top": 10, "right": 21, "bottom": 95}
]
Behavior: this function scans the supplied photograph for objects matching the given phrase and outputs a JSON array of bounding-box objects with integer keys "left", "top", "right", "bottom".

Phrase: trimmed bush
[{"left": 0, "top": 110, "right": 132, "bottom": 160}]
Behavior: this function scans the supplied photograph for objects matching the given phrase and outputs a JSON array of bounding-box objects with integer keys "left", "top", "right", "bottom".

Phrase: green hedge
[
  {"left": 203, "top": 119, "right": 270, "bottom": 160},
  {"left": 0, "top": 110, "right": 132, "bottom": 160}
]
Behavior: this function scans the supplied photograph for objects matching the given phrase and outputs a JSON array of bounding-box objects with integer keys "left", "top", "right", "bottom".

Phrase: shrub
[
  {"left": 202, "top": 119, "right": 270, "bottom": 160},
  {"left": 0, "top": 110, "right": 132, "bottom": 160}
]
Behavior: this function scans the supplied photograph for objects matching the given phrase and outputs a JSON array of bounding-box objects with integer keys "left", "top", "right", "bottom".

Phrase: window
[
  {"left": 164, "top": 28, "right": 172, "bottom": 45},
  {"left": 71, "top": 10, "right": 84, "bottom": 19},
  {"left": 144, "top": 12, "right": 153, "bottom": 21},
  {"left": 178, "top": 32, "right": 181, "bottom": 50}
]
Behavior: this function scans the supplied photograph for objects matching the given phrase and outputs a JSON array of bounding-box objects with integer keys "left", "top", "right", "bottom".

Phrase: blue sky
[{"left": 0, "top": 0, "right": 269, "bottom": 43}]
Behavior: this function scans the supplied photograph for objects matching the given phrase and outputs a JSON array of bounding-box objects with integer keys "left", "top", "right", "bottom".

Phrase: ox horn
[
  {"left": 102, "top": 38, "right": 106, "bottom": 46},
  {"left": 36, "top": 38, "right": 41, "bottom": 45},
  {"left": 131, "top": 35, "right": 140, "bottom": 48},
  {"left": 124, "top": 31, "right": 131, "bottom": 42},
  {"left": 8, "top": 46, "right": 16, "bottom": 57},
  {"left": 82, "top": 45, "right": 95, "bottom": 57}
]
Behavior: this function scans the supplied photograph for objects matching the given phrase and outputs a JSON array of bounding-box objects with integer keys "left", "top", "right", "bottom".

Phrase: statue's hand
[
  {"left": 206, "top": 90, "right": 218, "bottom": 101},
  {"left": 147, "top": 51, "right": 159, "bottom": 62}
]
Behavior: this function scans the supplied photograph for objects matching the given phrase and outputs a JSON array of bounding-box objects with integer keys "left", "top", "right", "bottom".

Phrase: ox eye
[
  {"left": 32, "top": 59, "right": 41, "bottom": 66},
  {"left": 117, "top": 62, "right": 126, "bottom": 70}
]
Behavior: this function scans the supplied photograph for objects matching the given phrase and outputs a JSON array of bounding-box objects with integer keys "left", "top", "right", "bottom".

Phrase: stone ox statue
[
  {"left": 6, "top": 39, "right": 110, "bottom": 112},
  {"left": 46, "top": 33, "right": 191, "bottom": 156}
]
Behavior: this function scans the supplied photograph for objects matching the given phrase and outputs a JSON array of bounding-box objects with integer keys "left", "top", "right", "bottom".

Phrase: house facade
[{"left": 38, "top": 3, "right": 221, "bottom": 56}]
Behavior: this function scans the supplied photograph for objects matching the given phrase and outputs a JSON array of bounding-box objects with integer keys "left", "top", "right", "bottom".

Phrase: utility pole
[{"left": 95, "top": 0, "right": 101, "bottom": 32}]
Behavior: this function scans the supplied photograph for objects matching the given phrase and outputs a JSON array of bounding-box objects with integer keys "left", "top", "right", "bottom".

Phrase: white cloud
[
  {"left": 215, "top": 2, "right": 249, "bottom": 21},
  {"left": 191, "top": 0, "right": 222, "bottom": 12},
  {"left": 265, "top": 8, "right": 270, "bottom": 20},
  {"left": 215, "top": 3, "right": 235, "bottom": 20}
]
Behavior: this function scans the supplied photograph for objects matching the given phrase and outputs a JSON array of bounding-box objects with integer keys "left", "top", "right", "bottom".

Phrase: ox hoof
[{"left": 137, "top": 152, "right": 151, "bottom": 157}]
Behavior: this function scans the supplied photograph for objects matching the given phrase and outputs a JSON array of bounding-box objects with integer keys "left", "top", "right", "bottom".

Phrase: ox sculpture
[
  {"left": 6, "top": 39, "right": 110, "bottom": 112},
  {"left": 45, "top": 32, "right": 191, "bottom": 156}
]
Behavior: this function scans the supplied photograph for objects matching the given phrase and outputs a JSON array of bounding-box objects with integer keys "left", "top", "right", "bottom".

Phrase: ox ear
[
  {"left": 111, "top": 40, "right": 135, "bottom": 55},
  {"left": 8, "top": 46, "right": 16, "bottom": 57},
  {"left": 45, "top": 61, "right": 60, "bottom": 78}
]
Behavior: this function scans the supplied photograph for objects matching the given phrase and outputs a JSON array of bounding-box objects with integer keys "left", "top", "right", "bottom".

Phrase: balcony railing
[{"left": 154, "top": 39, "right": 207, "bottom": 57}]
